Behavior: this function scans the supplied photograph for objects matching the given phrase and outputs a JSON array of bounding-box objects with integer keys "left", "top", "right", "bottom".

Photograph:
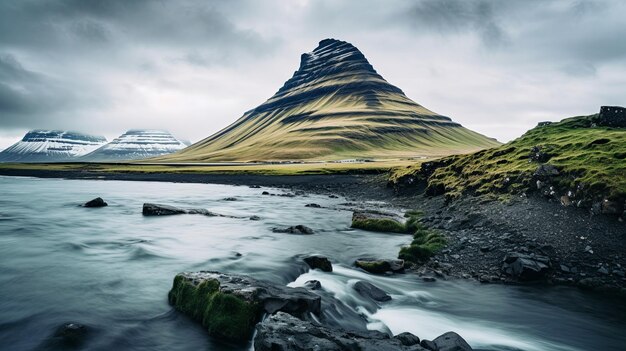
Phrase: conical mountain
[{"left": 158, "top": 39, "right": 500, "bottom": 162}]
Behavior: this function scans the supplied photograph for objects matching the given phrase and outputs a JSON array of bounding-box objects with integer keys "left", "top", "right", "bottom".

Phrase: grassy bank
[
  {"left": 0, "top": 159, "right": 420, "bottom": 176},
  {"left": 389, "top": 114, "right": 626, "bottom": 209}
]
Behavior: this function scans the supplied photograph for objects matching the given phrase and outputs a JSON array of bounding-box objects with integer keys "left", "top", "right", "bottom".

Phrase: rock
[
  {"left": 272, "top": 225, "right": 314, "bottom": 235},
  {"left": 537, "top": 121, "right": 552, "bottom": 127},
  {"left": 250, "top": 215, "right": 261, "bottom": 221},
  {"left": 305, "top": 203, "right": 321, "bottom": 208},
  {"left": 433, "top": 331, "right": 473, "bottom": 351},
  {"left": 353, "top": 281, "right": 391, "bottom": 302},
  {"left": 501, "top": 252, "right": 550, "bottom": 281},
  {"left": 142, "top": 203, "right": 186, "bottom": 216},
  {"left": 598, "top": 266, "right": 609, "bottom": 275},
  {"left": 249, "top": 185, "right": 261, "bottom": 188},
  {"left": 394, "top": 332, "right": 421, "bottom": 346},
  {"left": 351, "top": 211, "right": 407, "bottom": 233},
  {"left": 534, "top": 164, "right": 559, "bottom": 177},
  {"left": 328, "top": 194, "right": 338, "bottom": 198},
  {"left": 421, "top": 339, "right": 437, "bottom": 350},
  {"left": 601, "top": 199, "right": 622, "bottom": 214},
  {"left": 596, "top": 106, "right": 626, "bottom": 128},
  {"left": 84, "top": 197, "right": 107, "bottom": 208},
  {"left": 45, "top": 322, "right": 89, "bottom": 348},
  {"left": 303, "top": 255, "right": 333, "bottom": 272},
  {"left": 142, "top": 203, "right": 221, "bottom": 217},
  {"left": 529, "top": 146, "right": 552, "bottom": 162},
  {"left": 560, "top": 195, "right": 572, "bottom": 207},
  {"left": 253, "top": 312, "right": 426, "bottom": 351},
  {"left": 304, "top": 280, "right": 322, "bottom": 290},
  {"left": 262, "top": 191, "right": 270, "bottom": 195},
  {"left": 168, "top": 271, "right": 321, "bottom": 342},
  {"left": 422, "top": 276, "right": 436, "bottom": 282},
  {"left": 355, "top": 258, "right": 404, "bottom": 274},
  {"left": 223, "top": 197, "right": 238, "bottom": 201}
]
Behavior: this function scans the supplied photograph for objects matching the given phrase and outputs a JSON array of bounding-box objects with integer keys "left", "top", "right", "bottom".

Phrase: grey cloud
[{"left": 406, "top": 0, "right": 507, "bottom": 47}]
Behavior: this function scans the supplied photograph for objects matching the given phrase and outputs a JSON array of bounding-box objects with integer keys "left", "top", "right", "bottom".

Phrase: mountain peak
[{"left": 157, "top": 39, "right": 500, "bottom": 162}]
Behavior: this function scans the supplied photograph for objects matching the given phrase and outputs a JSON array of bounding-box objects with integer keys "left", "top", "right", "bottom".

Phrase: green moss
[
  {"left": 351, "top": 218, "right": 407, "bottom": 233},
  {"left": 168, "top": 275, "right": 260, "bottom": 342},
  {"left": 396, "top": 212, "right": 446, "bottom": 264}
]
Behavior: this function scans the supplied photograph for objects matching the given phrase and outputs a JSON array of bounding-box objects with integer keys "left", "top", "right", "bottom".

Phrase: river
[{"left": 0, "top": 176, "right": 624, "bottom": 350}]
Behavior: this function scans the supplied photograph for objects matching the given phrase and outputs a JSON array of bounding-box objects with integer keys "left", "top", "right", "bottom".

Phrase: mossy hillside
[
  {"left": 168, "top": 275, "right": 260, "bottom": 342},
  {"left": 389, "top": 114, "right": 626, "bottom": 205}
]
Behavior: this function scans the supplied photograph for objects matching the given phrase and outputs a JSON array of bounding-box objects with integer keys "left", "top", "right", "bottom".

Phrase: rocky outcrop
[
  {"left": 168, "top": 271, "right": 321, "bottom": 342},
  {"left": 303, "top": 255, "right": 333, "bottom": 272},
  {"left": 420, "top": 332, "right": 473, "bottom": 351},
  {"left": 272, "top": 225, "right": 314, "bottom": 235},
  {"left": 353, "top": 280, "right": 391, "bottom": 302},
  {"left": 596, "top": 106, "right": 626, "bottom": 128},
  {"left": 254, "top": 312, "right": 426, "bottom": 351},
  {"left": 501, "top": 252, "right": 551, "bottom": 281},
  {"left": 83, "top": 197, "right": 107, "bottom": 208},
  {"left": 355, "top": 258, "right": 405, "bottom": 274}
]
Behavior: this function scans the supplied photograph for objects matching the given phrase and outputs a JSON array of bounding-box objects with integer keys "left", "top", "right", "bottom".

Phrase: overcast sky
[{"left": 1, "top": 0, "right": 625, "bottom": 149}]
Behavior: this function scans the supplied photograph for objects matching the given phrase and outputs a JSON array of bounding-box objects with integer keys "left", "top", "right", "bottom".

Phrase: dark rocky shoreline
[{"left": 1, "top": 168, "right": 624, "bottom": 294}]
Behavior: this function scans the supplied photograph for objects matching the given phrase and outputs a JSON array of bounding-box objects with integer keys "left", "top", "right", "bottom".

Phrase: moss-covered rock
[
  {"left": 351, "top": 211, "right": 408, "bottom": 233},
  {"left": 354, "top": 258, "right": 405, "bottom": 274},
  {"left": 168, "top": 271, "right": 321, "bottom": 343}
]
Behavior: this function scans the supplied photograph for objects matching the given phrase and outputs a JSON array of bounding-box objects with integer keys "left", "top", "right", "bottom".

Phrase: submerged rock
[
  {"left": 501, "top": 252, "right": 550, "bottom": 281},
  {"left": 254, "top": 312, "right": 426, "bottom": 351},
  {"left": 168, "top": 271, "right": 321, "bottom": 342},
  {"left": 304, "top": 280, "right": 322, "bottom": 290},
  {"left": 83, "top": 197, "right": 107, "bottom": 208},
  {"left": 303, "top": 255, "right": 333, "bottom": 272},
  {"left": 353, "top": 280, "right": 391, "bottom": 302},
  {"left": 272, "top": 225, "right": 314, "bottom": 235},
  {"left": 142, "top": 203, "right": 188, "bottom": 216},
  {"left": 305, "top": 203, "right": 322, "bottom": 208},
  {"left": 355, "top": 258, "right": 405, "bottom": 274},
  {"left": 42, "top": 322, "right": 89, "bottom": 349}
]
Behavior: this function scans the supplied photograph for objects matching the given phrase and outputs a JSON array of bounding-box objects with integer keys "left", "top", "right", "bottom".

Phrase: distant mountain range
[
  {"left": 155, "top": 38, "right": 500, "bottom": 163},
  {"left": 79, "top": 130, "right": 188, "bottom": 162},
  {"left": 0, "top": 129, "right": 187, "bottom": 163},
  {"left": 0, "top": 130, "right": 107, "bottom": 162}
]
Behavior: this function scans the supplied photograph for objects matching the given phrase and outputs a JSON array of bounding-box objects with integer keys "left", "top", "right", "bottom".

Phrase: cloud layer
[{"left": 1, "top": 0, "right": 625, "bottom": 148}]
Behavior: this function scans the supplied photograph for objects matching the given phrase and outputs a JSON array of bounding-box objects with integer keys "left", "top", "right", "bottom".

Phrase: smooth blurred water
[{"left": 0, "top": 176, "right": 624, "bottom": 351}]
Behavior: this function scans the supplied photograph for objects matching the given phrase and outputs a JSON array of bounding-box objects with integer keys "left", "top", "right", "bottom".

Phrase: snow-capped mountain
[
  {"left": 0, "top": 130, "right": 107, "bottom": 163},
  {"left": 80, "top": 129, "right": 187, "bottom": 162}
]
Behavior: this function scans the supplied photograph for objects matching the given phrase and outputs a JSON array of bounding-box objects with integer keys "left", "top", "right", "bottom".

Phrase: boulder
[
  {"left": 168, "top": 271, "right": 321, "bottom": 342},
  {"left": 254, "top": 312, "right": 426, "bottom": 351},
  {"left": 433, "top": 331, "right": 473, "bottom": 351},
  {"left": 420, "top": 339, "right": 437, "bottom": 350},
  {"left": 355, "top": 258, "right": 405, "bottom": 274},
  {"left": 305, "top": 203, "right": 322, "bottom": 208},
  {"left": 250, "top": 215, "right": 261, "bottom": 221},
  {"left": 395, "top": 332, "right": 421, "bottom": 346},
  {"left": 84, "top": 197, "right": 107, "bottom": 208},
  {"left": 534, "top": 164, "right": 559, "bottom": 177},
  {"left": 272, "top": 225, "right": 314, "bottom": 235},
  {"left": 353, "top": 280, "right": 391, "bottom": 302},
  {"left": 501, "top": 252, "right": 550, "bottom": 281},
  {"left": 303, "top": 255, "right": 333, "bottom": 272}
]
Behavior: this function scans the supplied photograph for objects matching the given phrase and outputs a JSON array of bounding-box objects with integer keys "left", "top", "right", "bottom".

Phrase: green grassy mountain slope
[
  {"left": 390, "top": 112, "right": 626, "bottom": 215},
  {"left": 156, "top": 39, "right": 500, "bottom": 162}
]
